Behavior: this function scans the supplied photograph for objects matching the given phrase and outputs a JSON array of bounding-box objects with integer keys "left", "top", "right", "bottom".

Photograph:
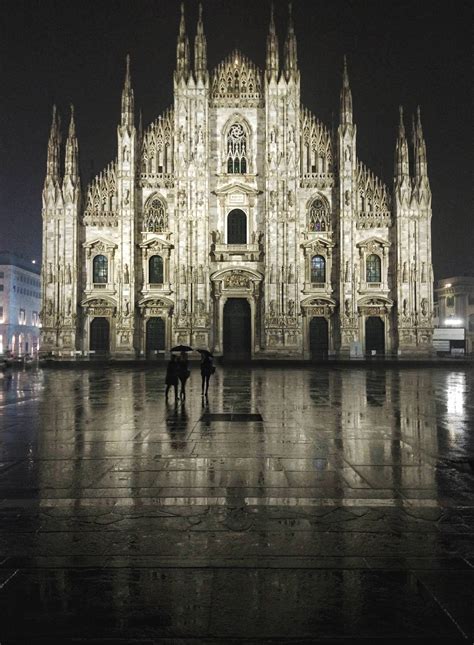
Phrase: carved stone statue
[
  {"left": 197, "top": 299, "right": 205, "bottom": 315},
  {"left": 67, "top": 298, "right": 72, "bottom": 316},
  {"left": 124, "top": 263, "right": 130, "bottom": 284},
  {"left": 402, "top": 262, "right": 408, "bottom": 282},
  {"left": 124, "top": 300, "right": 130, "bottom": 316},
  {"left": 344, "top": 260, "right": 350, "bottom": 282},
  {"left": 269, "top": 300, "right": 276, "bottom": 316},
  {"left": 66, "top": 263, "right": 72, "bottom": 284},
  {"left": 403, "top": 298, "right": 408, "bottom": 317},
  {"left": 344, "top": 298, "right": 351, "bottom": 318},
  {"left": 180, "top": 264, "right": 187, "bottom": 284},
  {"left": 47, "top": 263, "right": 53, "bottom": 284},
  {"left": 421, "top": 262, "right": 426, "bottom": 283},
  {"left": 421, "top": 298, "right": 428, "bottom": 316},
  {"left": 287, "top": 264, "right": 294, "bottom": 283},
  {"left": 180, "top": 299, "right": 188, "bottom": 315},
  {"left": 288, "top": 299, "right": 295, "bottom": 316}
]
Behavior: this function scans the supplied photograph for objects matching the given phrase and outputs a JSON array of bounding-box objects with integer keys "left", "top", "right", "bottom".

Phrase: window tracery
[
  {"left": 309, "top": 198, "right": 330, "bottom": 232},
  {"left": 144, "top": 196, "right": 167, "bottom": 232},
  {"left": 226, "top": 123, "right": 247, "bottom": 174}
]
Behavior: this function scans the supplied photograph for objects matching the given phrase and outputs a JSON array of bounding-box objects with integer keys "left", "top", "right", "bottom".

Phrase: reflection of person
[
  {"left": 165, "top": 355, "right": 179, "bottom": 401},
  {"left": 177, "top": 351, "right": 190, "bottom": 401},
  {"left": 200, "top": 354, "right": 214, "bottom": 398}
]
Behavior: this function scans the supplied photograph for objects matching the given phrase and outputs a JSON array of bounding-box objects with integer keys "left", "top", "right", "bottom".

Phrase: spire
[
  {"left": 121, "top": 54, "right": 134, "bottom": 128},
  {"left": 283, "top": 3, "right": 298, "bottom": 80},
  {"left": 340, "top": 56, "right": 353, "bottom": 126},
  {"left": 194, "top": 3, "right": 207, "bottom": 80},
  {"left": 266, "top": 3, "right": 279, "bottom": 80},
  {"left": 45, "top": 104, "right": 61, "bottom": 184},
  {"left": 176, "top": 3, "right": 190, "bottom": 81},
  {"left": 394, "top": 105, "right": 409, "bottom": 185},
  {"left": 414, "top": 105, "right": 428, "bottom": 179},
  {"left": 64, "top": 104, "right": 79, "bottom": 180}
]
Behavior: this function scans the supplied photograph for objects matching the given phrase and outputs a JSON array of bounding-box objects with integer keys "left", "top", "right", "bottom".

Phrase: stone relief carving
[{"left": 224, "top": 271, "right": 251, "bottom": 289}]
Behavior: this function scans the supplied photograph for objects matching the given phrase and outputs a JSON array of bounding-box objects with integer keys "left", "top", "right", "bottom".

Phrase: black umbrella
[
  {"left": 196, "top": 349, "right": 213, "bottom": 357},
  {"left": 170, "top": 345, "right": 193, "bottom": 352}
]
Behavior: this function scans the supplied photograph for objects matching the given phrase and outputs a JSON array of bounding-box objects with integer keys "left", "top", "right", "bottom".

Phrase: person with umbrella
[
  {"left": 171, "top": 345, "right": 193, "bottom": 401},
  {"left": 197, "top": 349, "right": 215, "bottom": 398},
  {"left": 164, "top": 354, "right": 179, "bottom": 402}
]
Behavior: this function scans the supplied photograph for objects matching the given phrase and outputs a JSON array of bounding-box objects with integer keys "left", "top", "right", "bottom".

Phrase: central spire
[
  {"left": 194, "top": 3, "right": 207, "bottom": 81},
  {"left": 284, "top": 3, "right": 298, "bottom": 80},
  {"left": 266, "top": 3, "right": 279, "bottom": 81},
  {"left": 64, "top": 104, "right": 79, "bottom": 180},
  {"left": 121, "top": 54, "right": 135, "bottom": 128},
  {"left": 176, "top": 3, "right": 190, "bottom": 81},
  {"left": 340, "top": 56, "right": 353, "bottom": 126},
  {"left": 394, "top": 105, "right": 409, "bottom": 186}
]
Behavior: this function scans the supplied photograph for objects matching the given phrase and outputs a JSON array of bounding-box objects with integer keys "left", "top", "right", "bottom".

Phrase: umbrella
[
  {"left": 196, "top": 349, "right": 213, "bottom": 357},
  {"left": 170, "top": 345, "right": 193, "bottom": 352}
]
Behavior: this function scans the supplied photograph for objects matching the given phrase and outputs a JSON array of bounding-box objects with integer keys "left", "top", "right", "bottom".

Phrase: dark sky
[{"left": 0, "top": 0, "right": 472, "bottom": 278}]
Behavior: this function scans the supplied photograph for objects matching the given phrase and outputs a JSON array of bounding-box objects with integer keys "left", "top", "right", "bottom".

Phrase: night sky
[{"left": 0, "top": 0, "right": 472, "bottom": 278}]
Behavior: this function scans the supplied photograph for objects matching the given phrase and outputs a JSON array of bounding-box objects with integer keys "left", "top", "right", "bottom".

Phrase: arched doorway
[
  {"left": 309, "top": 317, "right": 329, "bottom": 359},
  {"left": 227, "top": 209, "right": 247, "bottom": 244},
  {"left": 223, "top": 298, "right": 251, "bottom": 360},
  {"left": 90, "top": 317, "right": 110, "bottom": 354},
  {"left": 365, "top": 317, "right": 385, "bottom": 355},
  {"left": 146, "top": 317, "right": 165, "bottom": 358}
]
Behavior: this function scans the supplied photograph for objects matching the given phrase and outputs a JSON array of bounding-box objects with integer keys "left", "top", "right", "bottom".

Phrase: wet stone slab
[{"left": 0, "top": 365, "right": 473, "bottom": 641}]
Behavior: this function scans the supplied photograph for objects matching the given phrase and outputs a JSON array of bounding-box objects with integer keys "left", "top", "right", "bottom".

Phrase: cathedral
[{"left": 40, "top": 4, "right": 434, "bottom": 360}]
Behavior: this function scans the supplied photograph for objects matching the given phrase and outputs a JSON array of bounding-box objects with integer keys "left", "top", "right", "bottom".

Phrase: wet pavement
[{"left": 0, "top": 365, "right": 473, "bottom": 642}]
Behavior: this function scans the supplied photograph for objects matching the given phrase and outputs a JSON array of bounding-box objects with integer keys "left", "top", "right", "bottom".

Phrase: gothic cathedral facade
[{"left": 41, "top": 5, "right": 434, "bottom": 359}]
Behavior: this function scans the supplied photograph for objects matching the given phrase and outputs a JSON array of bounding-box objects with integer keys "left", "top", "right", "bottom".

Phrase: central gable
[{"left": 211, "top": 50, "right": 263, "bottom": 108}]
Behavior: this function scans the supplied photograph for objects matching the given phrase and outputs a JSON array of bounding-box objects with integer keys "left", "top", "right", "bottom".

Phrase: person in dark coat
[
  {"left": 165, "top": 355, "right": 179, "bottom": 401},
  {"left": 200, "top": 353, "right": 214, "bottom": 397},
  {"left": 177, "top": 351, "right": 190, "bottom": 401}
]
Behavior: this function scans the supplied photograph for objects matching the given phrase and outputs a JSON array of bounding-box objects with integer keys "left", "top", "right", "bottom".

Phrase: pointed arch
[{"left": 222, "top": 114, "right": 253, "bottom": 174}]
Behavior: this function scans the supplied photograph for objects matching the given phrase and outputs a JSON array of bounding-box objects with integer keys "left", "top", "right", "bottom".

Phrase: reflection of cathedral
[{"left": 40, "top": 5, "right": 434, "bottom": 359}]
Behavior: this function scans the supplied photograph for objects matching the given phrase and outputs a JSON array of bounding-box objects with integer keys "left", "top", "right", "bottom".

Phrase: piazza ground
[{"left": 0, "top": 364, "right": 473, "bottom": 642}]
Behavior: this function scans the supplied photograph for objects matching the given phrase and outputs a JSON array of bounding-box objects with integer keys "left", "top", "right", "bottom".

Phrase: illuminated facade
[
  {"left": 41, "top": 5, "right": 434, "bottom": 359},
  {"left": 0, "top": 252, "right": 41, "bottom": 355}
]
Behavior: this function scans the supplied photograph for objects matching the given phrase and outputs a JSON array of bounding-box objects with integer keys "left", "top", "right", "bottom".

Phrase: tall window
[
  {"left": 311, "top": 255, "right": 326, "bottom": 283},
  {"left": 309, "top": 198, "right": 329, "bottom": 232},
  {"left": 93, "top": 255, "right": 108, "bottom": 284},
  {"left": 366, "top": 254, "right": 381, "bottom": 283},
  {"left": 227, "top": 123, "right": 247, "bottom": 174},
  {"left": 149, "top": 255, "right": 164, "bottom": 284},
  {"left": 227, "top": 209, "right": 247, "bottom": 244},
  {"left": 144, "top": 196, "right": 167, "bottom": 232}
]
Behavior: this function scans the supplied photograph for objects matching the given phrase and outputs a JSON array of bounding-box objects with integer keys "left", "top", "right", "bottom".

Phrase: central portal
[{"left": 223, "top": 298, "right": 251, "bottom": 360}]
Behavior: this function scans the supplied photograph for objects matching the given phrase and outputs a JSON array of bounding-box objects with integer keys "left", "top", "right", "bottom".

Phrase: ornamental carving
[
  {"left": 141, "top": 108, "right": 174, "bottom": 176},
  {"left": 357, "top": 161, "right": 391, "bottom": 222},
  {"left": 83, "top": 161, "right": 118, "bottom": 226},
  {"left": 224, "top": 271, "right": 251, "bottom": 289},
  {"left": 300, "top": 107, "right": 333, "bottom": 178}
]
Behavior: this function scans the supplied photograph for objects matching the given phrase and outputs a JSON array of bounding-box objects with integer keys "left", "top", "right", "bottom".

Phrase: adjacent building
[
  {"left": 434, "top": 276, "right": 474, "bottom": 354},
  {"left": 40, "top": 4, "right": 434, "bottom": 359},
  {"left": 0, "top": 252, "right": 41, "bottom": 355}
]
